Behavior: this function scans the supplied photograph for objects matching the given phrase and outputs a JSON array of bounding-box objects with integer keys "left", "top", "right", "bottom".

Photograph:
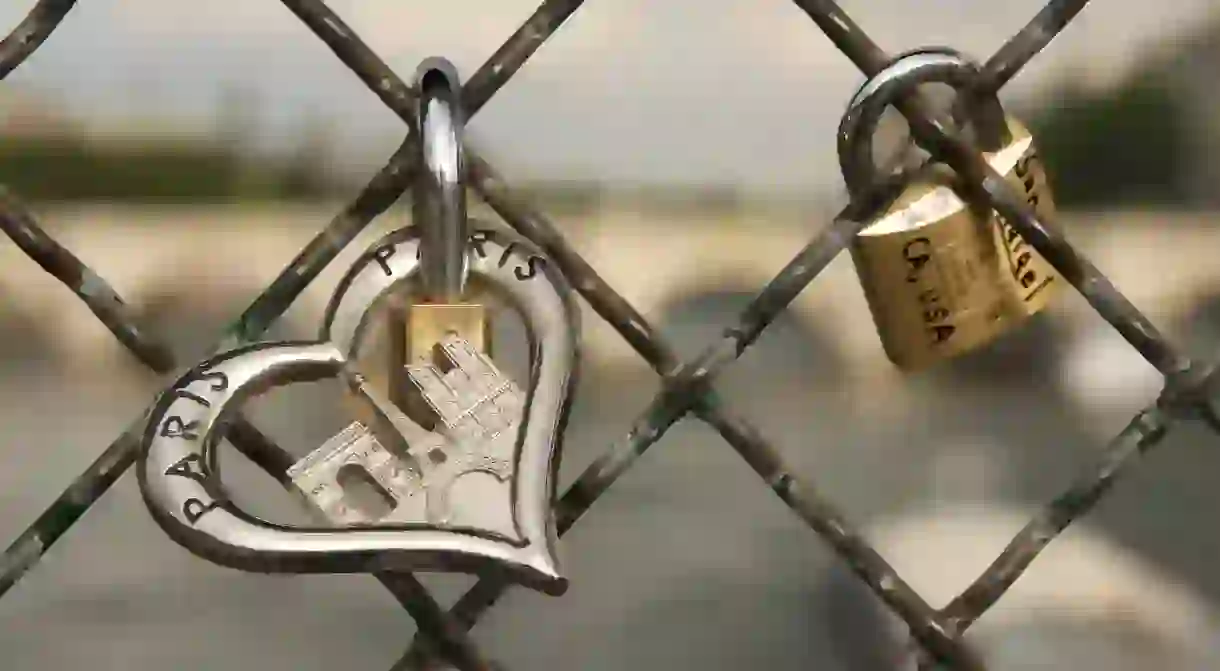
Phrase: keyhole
[{"left": 335, "top": 463, "right": 397, "bottom": 521}]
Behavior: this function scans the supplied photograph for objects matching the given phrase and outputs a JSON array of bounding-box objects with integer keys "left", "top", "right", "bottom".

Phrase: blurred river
[{"left": 2, "top": 204, "right": 1220, "bottom": 669}]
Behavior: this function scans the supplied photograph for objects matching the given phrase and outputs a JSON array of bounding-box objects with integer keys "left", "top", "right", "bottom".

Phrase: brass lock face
[
  {"left": 838, "top": 49, "right": 1060, "bottom": 370},
  {"left": 403, "top": 302, "right": 492, "bottom": 359},
  {"left": 391, "top": 285, "right": 495, "bottom": 427},
  {"left": 341, "top": 297, "right": 494, "bottom": 430}
]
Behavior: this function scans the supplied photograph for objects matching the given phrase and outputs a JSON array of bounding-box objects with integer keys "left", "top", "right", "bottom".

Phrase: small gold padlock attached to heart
[
  {"left": 347, "top": 59, "right": 495, "bottom": 424},
  {"left": 837, "top": 48, "right": 1060, "bottom": 371}
]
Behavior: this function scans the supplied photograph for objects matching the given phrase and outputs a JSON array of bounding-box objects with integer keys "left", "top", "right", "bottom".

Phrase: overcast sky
[{"left": 1, "top": 0, "right": 1217, "bottom": 192}]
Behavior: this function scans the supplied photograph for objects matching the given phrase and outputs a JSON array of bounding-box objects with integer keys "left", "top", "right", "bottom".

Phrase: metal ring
[
  {"left": 837, "top": 48, "right": 1005, "bottom": 200},
  {"left": 844, "top": 46, "right": 973, "bottom": 116},
  {"left": 414, "top": 57, "right": 468, "bottom": 302}
]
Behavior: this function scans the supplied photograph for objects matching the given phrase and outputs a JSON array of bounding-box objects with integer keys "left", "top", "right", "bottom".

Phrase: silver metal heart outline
[{"left": 136, "top": 227, "right": 581, "bottom": 596}]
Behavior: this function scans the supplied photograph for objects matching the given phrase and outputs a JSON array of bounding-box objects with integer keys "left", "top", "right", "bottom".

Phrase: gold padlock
[
  {"left": 837, "top": 48, "right": 1060, "bottom": 371},
  {"left": 393, "top": 59, "right": 492, "bottom": 423},
  {"left": 347, "top": 58, "right": 495, "bottom": 425}
]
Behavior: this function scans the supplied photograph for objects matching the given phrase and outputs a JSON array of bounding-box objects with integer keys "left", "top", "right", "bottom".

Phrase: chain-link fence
[{"left": 3, "top": 1, "right": 1220, "bottom": 669}]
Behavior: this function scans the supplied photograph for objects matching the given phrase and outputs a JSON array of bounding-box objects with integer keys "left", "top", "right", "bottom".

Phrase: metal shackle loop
[
  {"left": 413, "top": 57, "right": 468, "bottom": 303},
  {"left": 837, "top": 47, "right": 1007, "bottom": 201}
]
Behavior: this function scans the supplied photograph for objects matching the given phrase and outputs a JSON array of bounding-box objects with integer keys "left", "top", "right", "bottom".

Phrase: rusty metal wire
[{"left": 2, "top": 0, "right": 1219, "bottom": 669}]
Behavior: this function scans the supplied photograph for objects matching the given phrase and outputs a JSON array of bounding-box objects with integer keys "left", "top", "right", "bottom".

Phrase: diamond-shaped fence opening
[{"left": 3, "top": 1, "right": 1220, "bottom": 669}]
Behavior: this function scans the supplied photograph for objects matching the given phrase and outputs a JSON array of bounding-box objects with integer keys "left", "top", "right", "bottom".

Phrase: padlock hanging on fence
[
  {"left": 837, "top": 47, "right": 1062, "bottom": 371},
  {"left": 136, "top": 58, "right": 582, "bottom": 597}
]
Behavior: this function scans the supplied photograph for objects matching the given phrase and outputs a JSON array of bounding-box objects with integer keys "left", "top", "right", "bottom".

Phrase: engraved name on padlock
[
  {"left": 837, "top": 48, "right": 1060, "bottom": 370},
  {"left": 136, "top": 226, "right": 580, "bottom": 595}
]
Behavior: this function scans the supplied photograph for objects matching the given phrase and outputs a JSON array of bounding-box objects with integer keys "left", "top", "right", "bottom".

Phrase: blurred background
[{"left": 4, "top": 0, "right": 1220, "bottom": 669}]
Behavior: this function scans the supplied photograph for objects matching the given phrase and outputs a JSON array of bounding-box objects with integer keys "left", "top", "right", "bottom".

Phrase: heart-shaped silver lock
[
  {"left": 137, "top": 224, "right": 580, "bottom": 595},
  {"left": 138, "top": 58, "right": 580, "bottom": 596}
]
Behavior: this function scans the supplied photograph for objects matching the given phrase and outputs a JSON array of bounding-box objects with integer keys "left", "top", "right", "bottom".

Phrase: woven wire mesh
[{"left": 2, "top": 1, "right": 1220, "bottom": 669}]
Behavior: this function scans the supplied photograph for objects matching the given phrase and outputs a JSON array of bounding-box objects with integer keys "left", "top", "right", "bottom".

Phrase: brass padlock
[
  {"left": 837, "top": 48, "right": 1060, "bottom": 371},
  {"left": 404, "top": 59, "right": 490, "bottom": 353},
  {"left": 349, "top": 58, "right": 495, "bottom": 424}
]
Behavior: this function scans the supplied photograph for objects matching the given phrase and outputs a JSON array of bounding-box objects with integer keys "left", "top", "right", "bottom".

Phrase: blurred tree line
[
  {"left": 0, "top": 126, "right": 751, "bottom": 211},
  {"left": 0, "top": 84, "right": 348, "bottom": 204},
  {"left": 0, "top": 131, "right": 345, "bottom": 204},
  {"left": 0, "top": 83, "right": 753, "bottom": 210},
  {"left": 0, "top": 49, "right": 1205, "bottom": 209}
]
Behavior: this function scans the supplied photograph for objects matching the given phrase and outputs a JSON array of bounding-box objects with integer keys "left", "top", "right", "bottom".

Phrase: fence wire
[{"left": 2, "top": 0, "right": 1219, "bottom": 669}]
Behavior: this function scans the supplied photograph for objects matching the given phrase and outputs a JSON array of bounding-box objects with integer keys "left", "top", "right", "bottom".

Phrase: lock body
[
  {"left": 341, "top": 298, "right": 495, "bottom": 429},
  {"left": 384, "top": 289, "right": 495, "bottom": 425},
  {"left": 402, "top": 302, "right": 492, "bottom": 360},
  {"left": 987, "top": 118, "right": 1058, "bottom": 310},
  {"left": 851, "top": 117, "right": 1059, "bottom": 370}
]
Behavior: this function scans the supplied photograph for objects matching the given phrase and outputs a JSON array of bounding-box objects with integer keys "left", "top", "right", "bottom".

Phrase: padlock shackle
[
  {"left": 838, "top": 48, "right": 1008, "bottom": 200},
  {"left": 885, "top": 47, "right": 1011, "bottom": 151},
  {"left": 413, "top": 57, "right": 469, "bottom": 303}
]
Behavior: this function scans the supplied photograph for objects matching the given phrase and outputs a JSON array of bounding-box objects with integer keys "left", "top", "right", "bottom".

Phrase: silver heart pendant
[{"left": 136, "top": 226, "right": 580, "bottom": 595}]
